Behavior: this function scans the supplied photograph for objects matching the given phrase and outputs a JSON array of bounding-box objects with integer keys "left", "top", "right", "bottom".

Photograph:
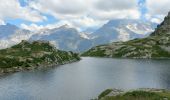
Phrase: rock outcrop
[
  {"left": 0, "top": 40, "right": 80, "bottom": 75},
  {"left": 151, "top": 12, "right": 170, "bottom": 36}
]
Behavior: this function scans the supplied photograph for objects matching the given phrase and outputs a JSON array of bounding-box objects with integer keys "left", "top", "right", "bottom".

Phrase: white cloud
[
  {"left": 94, "top": 0, "right": 137, "bottom": 11},
  {"left": 29, "top": 0, "right": 139, "bottom": 19},
  {"left": 150, "top": 18, "right": 162, "bottom": 24},
  {"left": 0, "top": 19, "right": 5, "bottom": 25},
  {"left": 145, "top": 0, "right": 170, "bottom": 23},
  {"left": 90, "top": 9, "right": 140, "bottom": 20},
  {"left": 146, "top": 0, "right": 170, "bottom": 16},
  {"left": 0, "top": 0, "right": 46, "bottom": 22},
  {"left": 144, "top": 14, "right": 161, "bottom": 24},
  {"left": 20, "top": 22, "right": 71, "bottom": 32},
  {"left": 21, "top": 23, "right": 45, "bottom": 32},
  {"left": 21, "top": 17, "right": 106, "bottom": 32},
  {"left": 28, "top": 0, "right": 140, "bottom": 30},
  {"left": 0, "top": 29, "right": 35, "bottom": 49},
  {"left": 61, "top": 17, "right": 106, "bottom": 31},
  {"left": 29, "top": 0, "right": 89, "bottom": 19}
]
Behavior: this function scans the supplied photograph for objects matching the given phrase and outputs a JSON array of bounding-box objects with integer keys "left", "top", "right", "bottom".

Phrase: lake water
[{"left": 0, "top": 57, "right": 170, "bottom": 100}]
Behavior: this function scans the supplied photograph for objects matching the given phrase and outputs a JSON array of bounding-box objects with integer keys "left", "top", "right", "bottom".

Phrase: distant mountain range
[
  {"left": 82, "top": 12, "right": 170, "bottom": 58},
  {"left": 0, "top": 23, "right": 32, "bottom": 49},
  {"left": 29, "top": 25, "right": 93, "bottom": 52},
  {"left": 91, "top": 19, "right": 156, "bottom": 45},
  {"left": 0, "top": 19, "right": 156, "bottom": 52}
]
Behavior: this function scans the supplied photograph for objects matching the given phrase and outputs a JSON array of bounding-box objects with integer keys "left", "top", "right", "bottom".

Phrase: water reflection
[{"left": 0, "top": 57, "right": 170, "bottom": 100}]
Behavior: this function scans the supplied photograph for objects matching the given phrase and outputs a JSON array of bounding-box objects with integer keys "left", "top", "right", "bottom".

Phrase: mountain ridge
[
  {"left": 90, "top": 19, "right": 156, "bottom": 46},
  {"left": 0, "top": 20, "right": 156, "bottom": 52},
  {"left": 82, "top": 12, "right": 170, "bottom": 58},
  {"left": 151, "top": 12, "right": 170, "bottom": 36}
]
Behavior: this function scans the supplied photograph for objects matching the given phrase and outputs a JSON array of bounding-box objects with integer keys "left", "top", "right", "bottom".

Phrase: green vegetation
[
  {"left": 98, "top": 89, "right": 113, "bottom": 99},
  {"left": 98, "top": 89, "right": 170, "bottom": 100},
  {"left": 82, "top": 34, "right": 170, "bottom": 58},
  {"left": 81, "top": 12, "right": 170, "bottom": 58},
  {"left": 82, "top": 47, "right": 106, "bottom": 57},
  {"left": 0, "top": 40, "right": 80, "bottom": 71}
]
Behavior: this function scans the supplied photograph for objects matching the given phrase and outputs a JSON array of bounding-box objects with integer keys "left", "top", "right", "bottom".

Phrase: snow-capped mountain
[
  {"left": 91, "top": 19, "right": 156, "bottom": 45},
  {"left": 30, "top": 25, "right": 92, "bottom": 52},
  {"left": 0, "top": 23, "right": 33, "bottom": 49},
  {"left": 0, "top": 20, "right": 157, "bottom": 52}
]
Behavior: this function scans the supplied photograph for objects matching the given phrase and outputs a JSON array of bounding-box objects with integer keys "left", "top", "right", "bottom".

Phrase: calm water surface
[{"left": 0, "top": 57, "right": 170, "bottom": 100}]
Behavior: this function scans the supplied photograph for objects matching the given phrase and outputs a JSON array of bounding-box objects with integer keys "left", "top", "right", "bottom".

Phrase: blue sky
[
  {"left": 138, "top": 0, "right": 147, "bottom": 19},
  {"left": 6, "top": 0, "right": 59, "bottom": 27},
  {"left": 1, "top": 0, "right": 169, "bottom": 31},
  {"left": 11, "top": 0, "right": 145, "bottom": 26}
]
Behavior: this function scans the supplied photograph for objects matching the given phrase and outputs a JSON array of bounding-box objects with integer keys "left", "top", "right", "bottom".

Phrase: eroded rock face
[{"left": 151, "top": 12, "right": 170, "bottom": 36}]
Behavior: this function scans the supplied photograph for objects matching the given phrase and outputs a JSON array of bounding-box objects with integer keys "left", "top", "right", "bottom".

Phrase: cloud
[
  {"left": 29, "top": 0, "right": 140, "bottom": 19},
  {"left": 145, "top": 0, "right": 170, "bottom": 23},
  {"left": 95, "top": 0, "right": 137, "bottom": 11},
  {"left": 0, "top": 0, "right": 46, "bottom": 23},
  {"left": 29, "top": 0, "right": 89, "bottom": 19},
  {"left": 20, "top": 22, "right": 74, "bottom": 32},
  {"left": 0, "top": 19, "right": 5, "bottom": 25},
  {"left": 90, "top": 9, "right": 140, "bottom": 20},
  {"left": 20, "top": 23, "right": 45, "bottom": 32},
  {"left": 28, "top": 0, "right": 140, "bottom": 30},
  {"left": 21, "top": 17, "right": 106, "bottom": 32},
  {"left": 146, "top": 0, "right": 170, "bottom": 16}
]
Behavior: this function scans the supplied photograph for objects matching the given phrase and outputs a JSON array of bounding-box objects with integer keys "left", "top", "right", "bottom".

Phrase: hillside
[
  {"left": 0, "top": 40, "right": 80, "bottom": 74},
  {"left": 82, "top": 12, "right": 170, "bottom": 58},
  {"left": 96, "top": 89, "right": 170, "bottom": 100}
]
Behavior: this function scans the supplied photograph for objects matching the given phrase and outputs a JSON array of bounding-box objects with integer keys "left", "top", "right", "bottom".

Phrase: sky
[{"left": 0, "top": 0, "right": 170, "bottom": 31}]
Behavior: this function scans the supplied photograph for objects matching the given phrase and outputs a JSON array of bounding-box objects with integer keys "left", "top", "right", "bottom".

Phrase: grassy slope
[
  {"left": 98, "top": 89, "right": 170, "bottom": 100},
  {"left": 82, "top": 12, "right": 170, "bottom": 58},
  {"left": 0, "top": 40, "right": 80, "bottom": 68},
  {"left": 82, "top": 34, "right": 170, "bottom": 58}
]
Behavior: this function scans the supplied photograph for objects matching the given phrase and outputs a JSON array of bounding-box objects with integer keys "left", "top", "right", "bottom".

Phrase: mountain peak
[
  {"left": 151, "top": 11, "right": 170, "bottom": 36},
  {"left": 59, "top": 24, "right": 70, "bottom": 29}
]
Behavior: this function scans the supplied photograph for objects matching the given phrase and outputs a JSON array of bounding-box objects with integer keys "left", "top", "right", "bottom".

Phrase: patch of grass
[
  {"left": 98, "top": 89, "right": 113, "bottom": 99},
  {"left": 152, "top": 46, "right": 170, "bottom": 57},
  {"left": 82, "top": 48, "right": 106, "bottom": 57},
  {"left": 99, "top": 91, "right": 170, "bottom": 100}
]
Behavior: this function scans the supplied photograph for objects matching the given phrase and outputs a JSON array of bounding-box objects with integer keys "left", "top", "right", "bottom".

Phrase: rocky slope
[
  {"left": 30, "top": 25, "right": 93, "bottom": 52},
  {"left": 0, "top": 23, "right": 33, "bottom": 49},
  {"left": 0, "top": 20, "right": 156, "bottom": 53},
  {"left": 29, "top": 20, "right": 156, "bottom": 52},
  {"left": 91, "top": 19, "right": 156, "bottom": 45},
  {"left": 0, "top": 40, "right": 80, "bottom": 75},
  {"left": 96, "top": 88, "right": 170, "bottom": 100},
  {"left": 151, "top": 12, "right": 170, "bottom": 36},
  {"left": 82, "top": 12, "right": 170, "bottom": 58}
]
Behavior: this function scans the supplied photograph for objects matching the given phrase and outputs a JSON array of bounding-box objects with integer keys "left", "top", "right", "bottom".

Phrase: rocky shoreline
[
  {"left": 0, "top": 58, "right": 80, "bottom": 76},
  {"left": 0, "top": 40, "right": 81, "bottom": 76}
]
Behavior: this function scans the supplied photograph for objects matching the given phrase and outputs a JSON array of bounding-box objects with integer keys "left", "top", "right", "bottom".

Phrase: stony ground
[{"left": 95, "top": 88, "right": 170, "bottom": 100}]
